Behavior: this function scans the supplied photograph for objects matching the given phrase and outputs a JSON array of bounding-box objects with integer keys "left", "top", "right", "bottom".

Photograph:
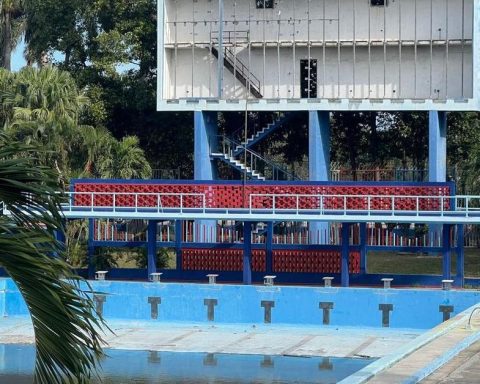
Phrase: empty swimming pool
[{"left": 0, "top": 278, "right": 479, "bottom": 383}]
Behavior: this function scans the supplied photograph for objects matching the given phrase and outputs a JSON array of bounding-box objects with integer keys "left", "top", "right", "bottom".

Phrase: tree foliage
[{"left": 0, "top": 134, "right": 106, "bottom": 383}]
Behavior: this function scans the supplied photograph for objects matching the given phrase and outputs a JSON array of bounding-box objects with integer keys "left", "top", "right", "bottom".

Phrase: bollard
[
  {"left": 442, "top": 279, "right": 454, "bottom": 291},
  {"left": 207, "top": 274, "right": 219, "bottom": 284},
  {"left": 381, "top": 278, "right": 393, "bottom": 289},
  {"left": 323, "top": 277, "right": 334, "bottom": 288},
  {"left": 263, "top": 275, "right": 277, "bottom": 286},
  {"left": 150, "top": 272, "right": 163, "bottom": 283},
  {"left": 95, "top": 271, "right": 108, "bottom": 281}
]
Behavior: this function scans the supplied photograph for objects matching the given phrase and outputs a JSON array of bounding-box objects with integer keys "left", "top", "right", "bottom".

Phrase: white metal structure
[
  {"left": 32, "top": 191, "right": 480, "bottom": 223},
  {"left": 157, "top": 0, "right": 480, "bottom": 111}
]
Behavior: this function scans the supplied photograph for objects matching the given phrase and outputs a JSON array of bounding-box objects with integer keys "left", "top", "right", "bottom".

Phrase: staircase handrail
[
  {"left": 223, "top": 47, "right": 261, "bottom": 92},
  {"left": 230, "top": 112, "right": 289, "bottom": 145},
  {"left": 211, "top": 31, "right": 261, "bottom": 94},
  {"left": 211, "top": 30, "right": 250, "bottom": 45},
  {"left": 216, "top": 135, "right": 299, "bottom": 181}
]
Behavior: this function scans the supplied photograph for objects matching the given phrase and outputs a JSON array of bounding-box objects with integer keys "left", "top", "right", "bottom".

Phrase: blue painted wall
[{"left": 2, "top": 279, "right": 479, "bottom": 330}]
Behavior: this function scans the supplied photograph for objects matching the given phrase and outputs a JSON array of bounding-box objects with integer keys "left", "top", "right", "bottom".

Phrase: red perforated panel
[
  {"left": 273, "top": 250, "right": 360, "bottom": 274},
  {"left": 181, "top": 248, "right": 265, "bottom": 272},
  {"left": 181, "top": 248, "right": 360, "bottom": 274},
  {"left": 73, "top": 182, "right": 451, "bottom": 211}
]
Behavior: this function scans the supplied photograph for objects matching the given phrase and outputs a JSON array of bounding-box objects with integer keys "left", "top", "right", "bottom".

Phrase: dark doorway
[{"left": 300, "top": 59, "right": 318, "bottom": 98}]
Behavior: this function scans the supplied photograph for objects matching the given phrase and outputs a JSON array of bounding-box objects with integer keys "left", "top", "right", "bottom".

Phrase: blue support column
[
  {"left": 341, "top": 223, "right": 350, "bottom": 287},
  {"left": 429, "top": 111, "right": 447, "bottom": 244},
  {"left": 194, "top": 111, "right": 218, "bottom": 242},
  {"left": 87, "top": 219, "right": 95, "bottom": 280},
  {"left": 309, "top": 111, "right": 330, "bottom": 244},
  {"left": 175, "top": 220, "right": 183, "bottom": 272},
  {"left": 456, "top": 225, "right": 465, "bottom": 287},
  {"left": 266, "top": 222, "right": 274, "bottom": 275},
  {"left": 243, "top": 222, "right": 253, "bottom": 285},
  {"left": 147, "top": 221, "right": 158, "bottom": 277},
  {"left": 360, "top": 222, "right": 367, "bottom": 274},
  {"left": 442, "top": 224, "right": 452, "bottom": 280},
  {"left": 54, "top": 223, "right": 66, "bottom": 259}
]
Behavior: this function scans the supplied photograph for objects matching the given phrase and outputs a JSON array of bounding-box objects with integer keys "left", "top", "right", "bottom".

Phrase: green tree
[
  {"left": 98, "top": 135, "right": 152, "bottom": 179},
  {"left": 0, "top": 134, "right": 105, "bottom": 383},
  {"left": 0, "top": 0, "right": 25, "bottom": 70},
  {"left": 0, "top": 67, "right": 152, "bottom": 180}
]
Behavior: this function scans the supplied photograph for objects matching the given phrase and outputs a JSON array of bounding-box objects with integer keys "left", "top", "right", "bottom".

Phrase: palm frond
[{"left": 0, "top": 133, "right": 108, "bottom": 383}]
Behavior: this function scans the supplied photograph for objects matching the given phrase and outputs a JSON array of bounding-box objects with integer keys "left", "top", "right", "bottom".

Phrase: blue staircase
[
  {"left": 211, "top": 136, "right": 297, "bottom": 181},
  {"left": 233, "top": 112, "right": 293, "bottom": 156}
]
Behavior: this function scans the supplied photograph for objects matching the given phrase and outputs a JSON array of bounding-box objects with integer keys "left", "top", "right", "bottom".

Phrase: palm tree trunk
[{"left": 2, "top": 11, "right": 12, "bottom": 70}]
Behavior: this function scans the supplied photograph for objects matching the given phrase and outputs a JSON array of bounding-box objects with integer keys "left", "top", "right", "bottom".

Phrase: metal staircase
[
  {"left": 232, "top": 112, "right": 294, "bottom": 156},
  {"left": 210, "top": 31, "right": 263, "bottom": 99},
  {"left": 211, "top": 136, "right": 298, "bottom": 181}
]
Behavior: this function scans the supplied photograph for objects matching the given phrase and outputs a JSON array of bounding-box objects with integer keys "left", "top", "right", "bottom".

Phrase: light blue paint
[
  {"left": 3, "top": 279, "right": 480, "bottom": 330},
  {"left": 194, "top": 111, "right": 218, "bottom": 241},
  {"left": 309, "top": 111, "right": 330, "bottom": 244}
]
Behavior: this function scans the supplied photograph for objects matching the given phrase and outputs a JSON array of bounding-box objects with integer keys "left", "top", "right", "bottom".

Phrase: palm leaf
[{"left": 0, "top": 133, "right": 108, "bottom": 384}]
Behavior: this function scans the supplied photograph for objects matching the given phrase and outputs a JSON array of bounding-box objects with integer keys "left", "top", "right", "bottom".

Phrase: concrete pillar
[
  {"left": 243, "top": 221, "right": 253, "bottom": 284},
  {"left": 147, "top": 221, "right": 158, "bottom": 277},
  {"left": 429, "top": 111, "right": 447, "bottom": 244},
  {"left": 428, "top": 111, "right": 447, "bottom": 183},
  {"left": 194, "top": 111, "right": 218, "bottom": 242},
  {"left": 473, "top": 0, "right": 480, "bottom": 105},
  {"left": 341, "top": 223, "right": 350, "bottom": 287},
  {"left": 87, "top": 219, "right": 95, "bottom": 279},
  {"left": 309, "top": 111, "right": 330, "bottom": 244}
]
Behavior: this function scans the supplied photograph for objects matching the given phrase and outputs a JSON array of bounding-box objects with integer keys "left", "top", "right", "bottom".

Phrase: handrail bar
[{"left": 217, "top": 135, "right": 298, "bottom": 180}]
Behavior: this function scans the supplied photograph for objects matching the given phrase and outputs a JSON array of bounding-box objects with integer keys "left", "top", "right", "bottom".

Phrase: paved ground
[
  {"left": 0, "top": 317, "right": 420, "bottom": 359},
  {"left": 420, "top": 340, "right": 480, "bottom": 384},
  {"left": 363, "top": 309, "right": 480, "bottom": 384}
]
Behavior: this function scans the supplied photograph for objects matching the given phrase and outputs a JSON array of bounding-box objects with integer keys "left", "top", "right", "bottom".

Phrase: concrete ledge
[{"left": 338, "top": 305, "right": 480, "bottom": 384}]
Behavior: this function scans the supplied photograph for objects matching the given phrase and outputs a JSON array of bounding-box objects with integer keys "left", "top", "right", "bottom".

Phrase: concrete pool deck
[
  {"left": 0, "top": 317, "right": 420, "bottom": 359},
  {"left": 0, "top": 309, "right": 479, "bottom": 383},
  {"left": 342, "top": 305, "right": 480, "bottom": 384}
]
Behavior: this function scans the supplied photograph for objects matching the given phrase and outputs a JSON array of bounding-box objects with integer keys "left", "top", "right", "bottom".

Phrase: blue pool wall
[{"left": 2, "top": 279, "right": 479, "bottom": 329}]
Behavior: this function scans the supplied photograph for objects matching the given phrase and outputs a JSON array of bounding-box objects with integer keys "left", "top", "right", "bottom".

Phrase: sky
[{"left": 11, "top": 41, "right": 27, "bottom": 71}]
